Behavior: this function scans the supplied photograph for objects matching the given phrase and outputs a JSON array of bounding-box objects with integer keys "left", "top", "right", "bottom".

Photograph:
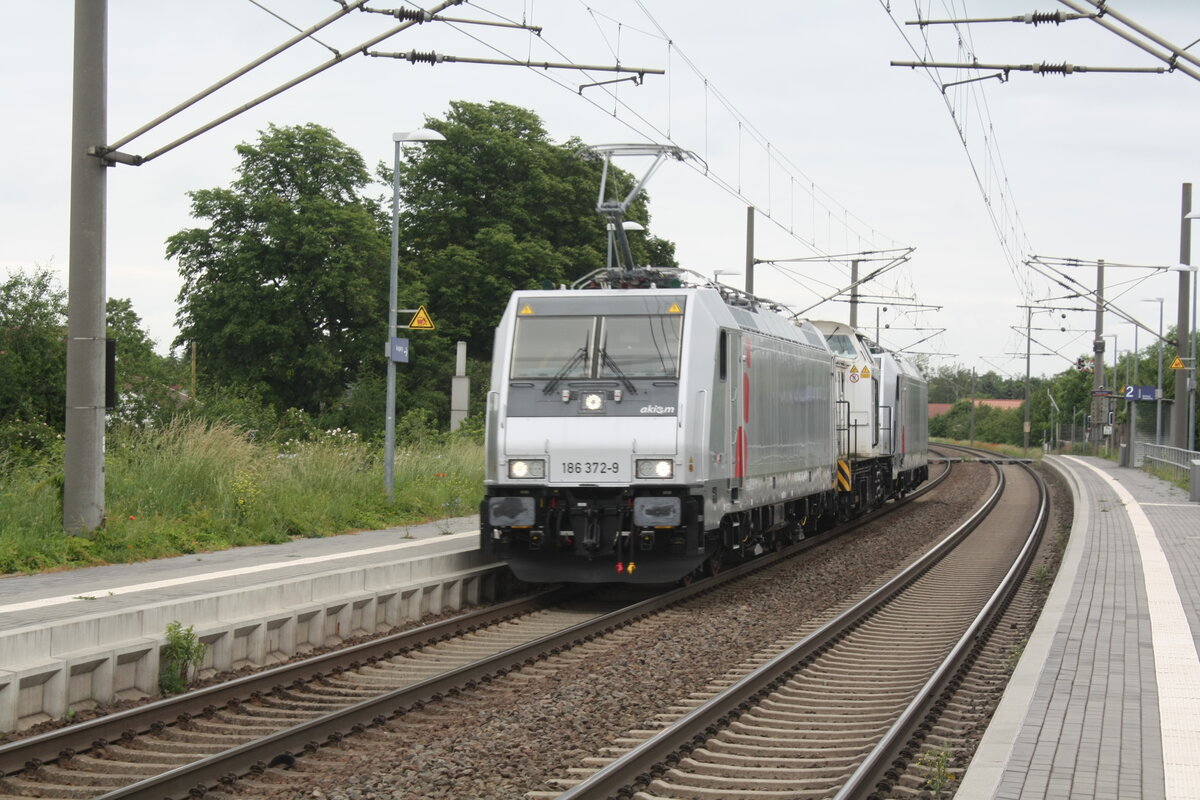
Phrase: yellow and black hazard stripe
[{"left": 836, "top": 459, "right": 852, "bottom": 492}]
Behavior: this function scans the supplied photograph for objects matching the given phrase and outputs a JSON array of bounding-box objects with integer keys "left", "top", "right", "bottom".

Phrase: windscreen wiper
[
  {"left": 543, "top": 348, "right": 588, "bottom": 394},
  {"left": 599, "top": 349, "right": 637, "bottom": 395}
]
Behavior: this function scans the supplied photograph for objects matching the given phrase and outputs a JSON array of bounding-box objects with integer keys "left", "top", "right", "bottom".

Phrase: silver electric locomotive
[{"left": 479, "top": 282, "right": 900, "bottom": 583}]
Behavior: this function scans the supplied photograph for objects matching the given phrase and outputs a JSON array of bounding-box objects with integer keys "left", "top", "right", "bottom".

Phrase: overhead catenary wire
[
  {"left": 1060, "top": 0, "right": 1200, "bottom": 83},
  {"left": 879, "top": 0, "right": 1037, "bottom": 303},
  {"left": 459, "top": 0, "right": 911, "bottom": 284},
  {"left": 366, "top": 49, "right": 663, "bottom": 74},
  {"left": 1024, "top": 256, "right": 1175, "bottom": 344},
  {"left": 615, "top": 0, "right": 905, "bottom": 257},
  {"left": 100, "top": 0, "right": 666, "bottom": 167},
  {"left": 245, "top": 0, "right": 342, "bottom": 55},
  {"left": 891, "top": 59, "right": 1165, "bottom": 75},
  {"left": 104, "top": 0, "right": 373, "bottom": 155},
  {"left": 99, "top": 0, "right": 467, "bottom": 164}
]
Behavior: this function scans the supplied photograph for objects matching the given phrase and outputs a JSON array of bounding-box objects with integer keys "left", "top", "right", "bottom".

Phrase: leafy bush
[
  {"left": 185, "top": 384, "right": 279, "bottom": 440},
  {"left": 0, "top": 419, "right": 63, "bottom": 472},
  {"left": 159, "top": 621, "right": 206, "bottom": 694}
]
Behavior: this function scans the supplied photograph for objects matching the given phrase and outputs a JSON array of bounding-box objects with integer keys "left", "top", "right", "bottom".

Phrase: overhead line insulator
[
  {"left": 1025, "top": 11, "right": 1070, "bottom": 26},
  {"left": 1032, "top": 62, "right": 1074, "bottom": 75},
  {"left": 392, "top": 8, "right": 432, "bottom": 22},
  {"left": 405, "top": 50, "right": 444, "bottom": 65}
]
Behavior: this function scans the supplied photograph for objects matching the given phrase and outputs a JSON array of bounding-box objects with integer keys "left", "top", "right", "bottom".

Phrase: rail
[
  {"left": 557, "top": 454, "right": 1014, "bottom": 799},
  {"left": 1, "top": 462, "right": 951, "bottom": 800}
]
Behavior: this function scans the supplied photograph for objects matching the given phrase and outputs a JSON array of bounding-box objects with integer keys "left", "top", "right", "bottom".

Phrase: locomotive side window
[
  {"left": 510, "top": 317, "right": 596, "bottom": 378},
  {"left": 598, "top": 315, "right": 683, "bottom": 379},
  {"left": 825, "top": 333, "right": 858, "bottom": 359}
]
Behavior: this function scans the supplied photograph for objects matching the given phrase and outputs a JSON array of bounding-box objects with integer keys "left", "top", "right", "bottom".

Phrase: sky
[{"left": 2, "top": 1, "right": 1199, "bottom": 383}]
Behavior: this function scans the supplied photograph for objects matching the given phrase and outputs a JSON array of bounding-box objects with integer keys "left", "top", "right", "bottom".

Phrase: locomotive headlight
[
  {"left": 636, "top": 459, "right": 674, "bottom": 479},
  {"left": 508, "top": 459, "right": 545, "bottom": 479},
  {"left": 581, "top": 392, "right": 605, "bottom": 411}
]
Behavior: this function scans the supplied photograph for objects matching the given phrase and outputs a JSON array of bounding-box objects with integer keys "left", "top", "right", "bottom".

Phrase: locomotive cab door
[
  {"left": 728, "top": 330, "right": 746, "bottom": 502},
  {"left": 709, "top": 328, "right": 744, "bottom": 504}
]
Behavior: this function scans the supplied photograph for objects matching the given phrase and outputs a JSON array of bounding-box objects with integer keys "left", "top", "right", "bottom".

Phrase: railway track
[
  {"left": 544, "top": 449, "right": 1047, "bottom": 799},
  {"left": 0, "top": 457, "right": 954, "bottom": 800}
]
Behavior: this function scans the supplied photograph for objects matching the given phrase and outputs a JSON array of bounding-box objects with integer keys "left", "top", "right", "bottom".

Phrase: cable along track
[{"left": 550, "top": 455, "right": 1047, "bottom": 800}]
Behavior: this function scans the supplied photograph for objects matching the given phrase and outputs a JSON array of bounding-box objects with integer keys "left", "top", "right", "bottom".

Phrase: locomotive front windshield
[
  {"left": 825, "top": 333, "right": 859, "bottom": 359},
  {"left": 510, "top": 317, "right": 596, "bottom": 378},
  {"left": 511, "top": 314, "right": 683, "bottom": 379}
]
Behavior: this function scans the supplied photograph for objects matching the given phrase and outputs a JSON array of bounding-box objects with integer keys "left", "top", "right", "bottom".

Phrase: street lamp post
[
  {"left": 385, "top": 128, "right": 444, "bottom": 502},
  {"left": 1104, "top": 333, "right": 1117, "bottom": 455},
  {"left": 1187, "top": 208, "right": 1200, "bottom": 451},
  {"left": 1142, "top": 297, "right": 1164, "bottom": 444},
  {"left": 1174, "top": 186, "right": 1194, "bottom": 450},
  {"left": 1173, "top": 262, "right": 1199, "bottom": 451}
]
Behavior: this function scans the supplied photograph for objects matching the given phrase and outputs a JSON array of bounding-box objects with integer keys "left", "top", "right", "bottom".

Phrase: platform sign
[
  {"left": 390, "top": 337, "right": 409, "bottom": 363},
  {"left": 1123, "top": 385, "right": 1158, "bottom": 401}
]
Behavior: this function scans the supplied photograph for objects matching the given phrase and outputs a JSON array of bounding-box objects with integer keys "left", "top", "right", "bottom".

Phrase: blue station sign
[{"left": 1122, "top": 385, "right": 1158, "bottom": 401}]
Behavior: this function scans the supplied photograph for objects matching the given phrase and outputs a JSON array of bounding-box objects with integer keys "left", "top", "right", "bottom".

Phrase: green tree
[
  {"left": 0, "top": 267, "right": 67, "bottom": 429},
  {"left": 106, "top": 298, "right": 189, "bottom": 426},
  {"left": 393, "top": 100, "right": 677, "bottom": 362},
  {"left": 167, "top": 123, "right": 389, "bottom": 414}
]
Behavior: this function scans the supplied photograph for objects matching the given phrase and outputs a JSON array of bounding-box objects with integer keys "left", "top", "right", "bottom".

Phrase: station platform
[
  {"left": 959, "top": 455, "right": 1200, "bottom": 799},
  {"left": 0, "top": 515, "right": 498, "bottom": 732}
]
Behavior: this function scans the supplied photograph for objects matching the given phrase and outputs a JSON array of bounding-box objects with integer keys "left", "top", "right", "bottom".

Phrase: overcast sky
[{"left": 3, "top": 1, "right": 1198, "bottom": 382}]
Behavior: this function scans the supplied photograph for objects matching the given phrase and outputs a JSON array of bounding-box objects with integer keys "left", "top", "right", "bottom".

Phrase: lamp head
[{"left": 393, "top": 128, "right": 446, "bottom": 143}]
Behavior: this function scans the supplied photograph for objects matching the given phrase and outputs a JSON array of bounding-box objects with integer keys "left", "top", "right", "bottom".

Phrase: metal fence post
[{"left": 1191, "top": 460, "right": 1200, "bottom": 503}]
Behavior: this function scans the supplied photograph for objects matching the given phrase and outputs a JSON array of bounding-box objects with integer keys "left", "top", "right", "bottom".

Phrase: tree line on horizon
[
  {"left": 3, "top": 99, "right": 1196, "bottom": 461},
  {"left": 1, "top": 100, "right": 677, "bottom": 463}
]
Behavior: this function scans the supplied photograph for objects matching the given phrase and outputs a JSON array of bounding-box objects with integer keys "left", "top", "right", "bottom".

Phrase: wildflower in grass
[{"left": 231, "top": 469, "right": 263, "bottom": 521}]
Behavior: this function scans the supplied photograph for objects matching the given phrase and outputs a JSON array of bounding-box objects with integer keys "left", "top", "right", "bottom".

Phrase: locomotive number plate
[{"left": 554, "top": 460, "right": 624, "bottom": 481}]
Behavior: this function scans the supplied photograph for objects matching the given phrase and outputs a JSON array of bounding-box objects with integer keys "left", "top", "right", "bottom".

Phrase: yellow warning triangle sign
[
  {"left": 1170, "top": 356, "right": 1186, "bottom": 370},
  {"left": 850, "top": 365, "right": 859, "bottom": 375},
  {"left": 518, "top": 304, "right": 535, "bottom": 315},
  {"left": 860, "top": 365, "right": 872, "bottom": 379},
  {"left": 667, "top": 302, "right": 682, "bottom": 314},
  {"left": 408, "top": 305, "right": 435, "bottom": 330}
]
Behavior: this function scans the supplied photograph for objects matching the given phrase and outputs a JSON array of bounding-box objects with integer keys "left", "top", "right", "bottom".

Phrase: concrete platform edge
[{"left": 0, "top": 539, "right": 513, "bottom": 732}]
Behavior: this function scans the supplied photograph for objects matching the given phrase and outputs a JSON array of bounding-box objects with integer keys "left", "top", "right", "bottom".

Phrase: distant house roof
[
  {"left": 928, "top": 403, "right": 953, "bottom": 419},
  {"left": 928, "top": 398, "right": 1024, "bottom": 419},
  {"left": 979, "top": 398, "right": 1024, "bottom": 411}
]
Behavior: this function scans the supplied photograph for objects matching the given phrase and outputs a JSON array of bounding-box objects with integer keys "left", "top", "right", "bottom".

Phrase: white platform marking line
[
  {"left": 1066, "top": 457, "right": 1200, "bottom": 799},
  {"left": 0, "top": 531, "right": 480, "bottom": 615}
]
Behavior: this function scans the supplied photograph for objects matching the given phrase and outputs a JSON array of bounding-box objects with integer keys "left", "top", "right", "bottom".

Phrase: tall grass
[{"left": 0, "top": 418, "right": 484, "bottom": 574}]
